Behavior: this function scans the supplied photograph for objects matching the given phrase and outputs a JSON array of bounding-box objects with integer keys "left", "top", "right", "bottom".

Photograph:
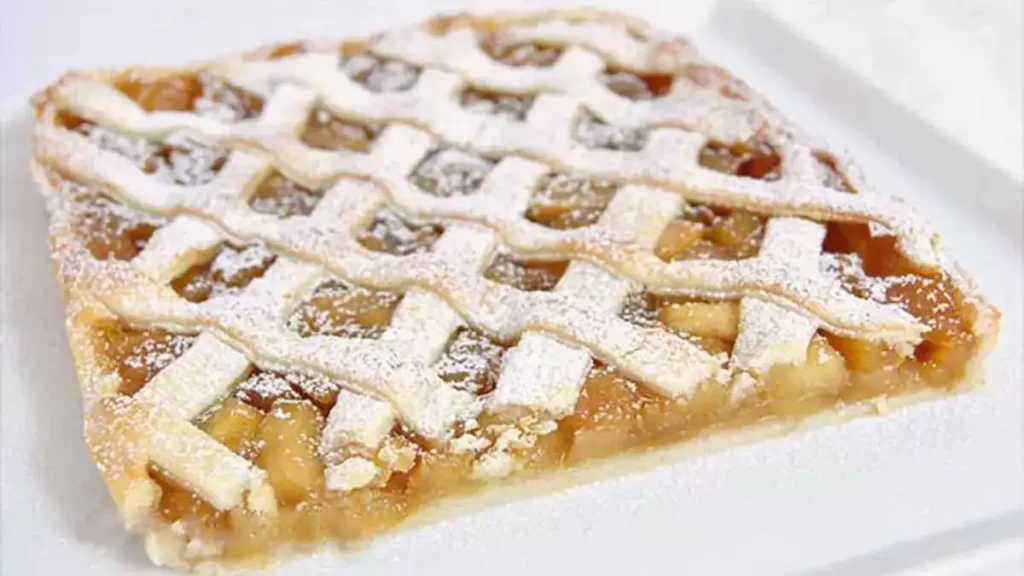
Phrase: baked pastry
[{"left": 29, "top": 8, "right": 1000, "bottom": 572}]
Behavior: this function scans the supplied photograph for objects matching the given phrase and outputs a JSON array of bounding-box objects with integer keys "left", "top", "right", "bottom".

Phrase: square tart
[{"left": 28, "top": 8, "right": 999, "bottom": 572}]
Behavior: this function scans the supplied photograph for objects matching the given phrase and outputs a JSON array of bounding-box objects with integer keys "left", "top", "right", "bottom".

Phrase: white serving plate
[{"left": 2, "top": 1, "right": 1021, "bottom": 574}]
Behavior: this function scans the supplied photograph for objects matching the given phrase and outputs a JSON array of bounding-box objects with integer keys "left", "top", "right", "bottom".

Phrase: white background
[{"left": 1, "top": 1, "right": 1022, "bottom": 574}]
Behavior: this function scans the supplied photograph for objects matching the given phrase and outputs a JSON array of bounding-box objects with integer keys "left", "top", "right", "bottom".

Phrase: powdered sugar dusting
[
  {"left": 526, "top": 173, "right": 618, "bottom": 230},
  {"left": 74, "top": 123, "right": 165, "bottom": 172},
  {"left": 484, "top": 253, "right": 568, "bottom": 292},
  {"left": 234, "top": 370, "right": 302, "bottom": 410},
  {"left": 435, "top": 328, "right": 508, "bottom": 395},
  {"left": 287, "top": 279, "right": 402, "bottom": 339},
  {"left": 135, "top": 332, "right": 251, "bottom": 420},
  {"left": 356, "top": 209, "right": 442, "bottom": 256},
  {"left": 574, "top": 109, "right": 647, "bottom": 151},
  {"left": 69, "top": 122, "right": 228, "bottom": 187},
  {"left": 151, "top": 133, "right": 229, "bottom": 187},
  {"left": 249, "top": 173, "right": 324, "bottom": 218},
  {"left": 460, "top": 89, "right": 535, "bottom": 121},
  {"left": 172, "top": 243, "right": 276, "bottom": 303},
  {"left": 411, "top": 148, "right": 495, "bottom": 197},
  {"left": 823, "top": 252, "right": 895, "bottom": 303},
  {"left": 58, "top": 179, "right": 167, "bottom": 261},
  {"left": 342, "top": 54, "right": 420, "bottom": 92},
  {"left": 731, "top": 222, "right": 821, "bottom": 374},
  {"left": 122, "top": 334, "right": 197, "bottom": 387},
  {"left": 211, "top": 243, "right": 275, "bottom": 281},
  {"left": 193, "top": 76, "right": 263, "bottom": 123}
]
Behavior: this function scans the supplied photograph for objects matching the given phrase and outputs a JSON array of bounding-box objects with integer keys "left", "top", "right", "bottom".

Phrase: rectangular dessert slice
[{"left": 28, "top": 8, "right": 999, "bottom": 572}]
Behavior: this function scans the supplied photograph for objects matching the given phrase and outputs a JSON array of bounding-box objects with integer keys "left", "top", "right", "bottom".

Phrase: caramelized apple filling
[
  {"left": 356, "top": 210, "right": 443, "bottom": 255},
  {"left": 480, "top": 36, "right": 563, "bottom": 67},
  {"left": 116, "top": 73, "right": 264, "bottom": 121},
  {"left": 197, "top": 398, "right": 265, "bottom": 457},
  {"left": 171, "top": 243, "right": 277, "bottom": 303},
  {"left": 600, "top": 68, "right": 673, "bottom": 100},
  {"left": 131, "top": 304, "right": 977, "bottom": 562},
  {"left": 57, "top": 113, "right": 229, "bottom": 186},
  {"left": 288, "top": 279, "right": 402, "bottom": 338},
  {"left": 621, "top": 293, "right": 738, "bottom": 355},
  {"left": 562, "top": 365, "right": 699, "bottom": 463},
  {"left": 573, "top": 109, "right": 647, "bottom": 151},
  {"left": 301, "top": 108, "right": 380, "bottom": 152},
  {"left": 150, "top": 466, "right": 228, "bottom": 533},
  {"left": 435, "top": 328, "right": 509, "bottom": 395},
  {"left": 96, "top": 323, "right": 197, "bottom": 395},
  {"left": 138, "top": 132, "right": 229, "bottom": 187},
  {"left": 57, "top": 177, "right": 166, "bottom": 260},
  {"left": 131, "top": 329, "right": 862, "bottom": 558},
  {"left": 341, "top": 53, "right": 420, "bottom": 92},
  {"left": 823, "top": 222, "right": 979, "bottom": 388},
  {"left": 526, "top": 173, "right": 618, "bottom": 229},
  {"left": 699, "top": 139, "right": 781, "bottom": 180},
  {"left": 647, "top": 142, "right": 780, "bottom": 260},
  {"left": 655, "top": 204, "right": 766, "bottom": 261},
  {"left": 623, "top": 278, "right": 977, "bottom": 405},
  {"left": 259, "top": 400, "right": 328, "bottom": 505},
  {"left": 169, "top": 395, "right": 411, "bottom": 554},
  {"left": 460, "top": 88, "right": 535, "bottom": 121},
  {"left": 561, "top": 365, "right": 650, "bottom": 463},
  {"left": 484, "top": 253, "right": 568, "bottom": 291},
  {"left": 410, "top": 148, "right": 494, "bottom": 197},
  {"left": 758, "top": 336, "right": 850, "bottom": 416},
  {"left": 116, "top": 75, "right": 201, "bottom": 112},
  {"left": 249, "top": 172, "right": 324, "bottom": 217},
  {"left": 634, "top": 293, "right": 968, "bottom": 406}
]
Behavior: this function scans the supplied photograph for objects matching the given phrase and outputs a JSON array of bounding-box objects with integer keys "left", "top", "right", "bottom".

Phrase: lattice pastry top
[{"left": 29, "top": 8, "right": 998, "bottom": 567}]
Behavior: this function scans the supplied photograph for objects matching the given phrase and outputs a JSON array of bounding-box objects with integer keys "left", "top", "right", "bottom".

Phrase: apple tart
[{"left": 28, "top": 8, "right": 999, "bottom": 572}]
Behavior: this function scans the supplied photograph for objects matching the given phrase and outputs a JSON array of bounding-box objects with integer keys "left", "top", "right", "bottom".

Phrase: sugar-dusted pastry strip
[{"left": 489, "top": 185, "right": 682, "bottom": 416}]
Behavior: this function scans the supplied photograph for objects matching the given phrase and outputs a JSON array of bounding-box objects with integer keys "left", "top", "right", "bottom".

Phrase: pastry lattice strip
[
  {"left": 731, "top": 144, "right": 834, "bottom": 374},
  {"left": 116, "top": 181, "right": 358, "bottom": 510},
  {"left": 320, "top": 223, "right": 497, "bottom": 488},
  {"left": 51, "top": 57, "right": 937, "bottom": 272},
  {"left": 374, "top": 26, "right": 758, "bottom": 139},
  {"left": 63, "top": 143, "right": 720, "bottom": 429},
  {"left": 114, "top": 177, "right": 496, "bottom": 504},
  {"left": 43, "top": 80, "right": 722, "bottom": 445},
  {"left": 489, "top": 184, "right": 682, "bottom": 417},
  {"left": 37, "top": 86, "right": 923, "bottom": 346}
]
